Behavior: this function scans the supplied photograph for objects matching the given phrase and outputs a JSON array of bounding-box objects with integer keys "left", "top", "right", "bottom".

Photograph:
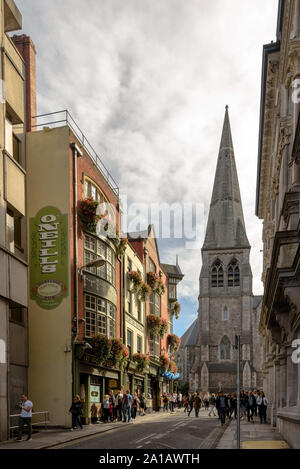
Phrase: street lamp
[
  {"left": 78, "top": 258, "right": 106, "bottom": 279},
  {"left": 234, "top": 335, "right": 241, "bottom": 449}
]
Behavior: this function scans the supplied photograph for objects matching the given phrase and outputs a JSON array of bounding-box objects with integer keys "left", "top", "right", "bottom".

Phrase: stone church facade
[{"left": 189, "top": 107, "right": 263, "bottom": 393}]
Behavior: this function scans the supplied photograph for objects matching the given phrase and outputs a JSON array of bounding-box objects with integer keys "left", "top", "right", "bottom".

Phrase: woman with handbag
[{"left": 69, "top": 395, "right": 83, "bottom": 430}]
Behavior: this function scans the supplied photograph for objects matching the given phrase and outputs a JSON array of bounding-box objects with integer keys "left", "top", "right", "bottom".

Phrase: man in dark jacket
[
  {"left": 247, "top": 391, "right": 255, "bottom": 422},
  {"left": 216, "top": 391, "right": 228, "bottom": 426}
]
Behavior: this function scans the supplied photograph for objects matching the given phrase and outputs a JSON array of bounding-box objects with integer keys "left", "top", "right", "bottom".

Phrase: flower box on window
[
  {"left": 128, "top": 271, "right": 143, "bottom": 293},
  {"left": 132, "top": 353, "right": 149, "bottom": 373},
  {"left": 79, "top": 197, "right": 106, "bottom": 233},
  {"left": 167, "top": 334, "right": 181, "bottom": 352},
  {"left": 170, "top": 302, "right": 181, "bottom": 320}
]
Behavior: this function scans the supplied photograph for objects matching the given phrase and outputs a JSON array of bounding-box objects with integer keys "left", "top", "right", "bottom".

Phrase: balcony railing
[{"left": 32, "top": 110, "right": 119, "bottom": 197}]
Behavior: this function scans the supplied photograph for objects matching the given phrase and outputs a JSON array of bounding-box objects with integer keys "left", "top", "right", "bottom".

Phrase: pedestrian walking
[
  {"left": 208, "top": 394, "right": 217, "bottom": 416},
  {"left": 131, "top": 393, "right": 139, "bottom": 421},
  {"left": 194, "top": 393, "right": 202, "bottom": 417},
  {"left": 240, "top": 391, "right": 247, "bottom": 420},
  {"left": 109, "top": 390, "right": 116, "bottom": 421},
  {"left": 188, "top": 393, "right": 196, "bottom": 416},
  {"left": 91, "top": 403, "right": 98, "bottom": 424},
  {"left": 162, "top": 393, "right": 170, "bottom": 412},
  {"left": 102, "top": 395, "right": 111, "bottom": 423},
  {"left": 216, "top": 391, "right": 228, "bottom": 426},
  {"left": 257, "top": 392, "right": 268, "bottom": 424},
  {"left": 247, "top": 391, "right": 255, "bottom": 422},
  {"left": 139, "top": 392, "right": 146, "bottom": 416},
  {"left": 253, "top": 390, "right": 259, "bottom": 417},
  {"left": 122, "top": 389, "right": 132, "bottom": 422},
  {"left": 177, "top": 392, "right": 183, "bottom": 409},
  {"left": 116, "top": 390, "right": 123, "bottom": 421},
  {"left": 170, "top": 393, "right": 177, "bottom": 413},
  {"left": 15, "top": 394, "right": 33, "bottom": 442},
  {"left": 69, "top": 395, "right": 83, "bottom": 430}
]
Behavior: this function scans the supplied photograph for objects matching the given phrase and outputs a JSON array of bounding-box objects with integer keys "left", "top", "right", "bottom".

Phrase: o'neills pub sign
[{"left": 30, "top": 206, "right": 68, "bottom": 309}]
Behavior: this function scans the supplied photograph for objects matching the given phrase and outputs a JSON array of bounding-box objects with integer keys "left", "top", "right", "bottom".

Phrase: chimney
[{"left": 11, "top": 34, "right": 37, "bottom": 132}]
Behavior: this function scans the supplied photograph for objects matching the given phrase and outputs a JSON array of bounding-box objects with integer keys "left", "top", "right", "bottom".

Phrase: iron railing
[
  {"left": 32, "top": 110, "right": 119, "bottom": 197},
  {"left": 9, "top": 411, "right": 50, "bottom": 439}
]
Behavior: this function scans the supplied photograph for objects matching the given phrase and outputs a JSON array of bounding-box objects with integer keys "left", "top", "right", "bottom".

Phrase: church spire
[{"left": 203, "top": 106, "right": 250, "bottom": 250}]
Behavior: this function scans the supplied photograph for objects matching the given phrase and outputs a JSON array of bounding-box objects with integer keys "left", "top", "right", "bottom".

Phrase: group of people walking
[{"left": 182, "top": 390, "right": 268, "bottom": 426}]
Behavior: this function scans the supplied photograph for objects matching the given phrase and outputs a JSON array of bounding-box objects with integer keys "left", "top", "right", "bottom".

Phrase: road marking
[
  {"left": 135, "top": 433, "right": 156, "bottom": 444},
  {"left": 137, "top": 445, "right": 143, "bottom": 448}
]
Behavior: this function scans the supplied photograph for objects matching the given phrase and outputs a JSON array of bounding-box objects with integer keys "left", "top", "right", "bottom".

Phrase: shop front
[{"left": 78, "top": 354, "right": 121, "bottom": 424}]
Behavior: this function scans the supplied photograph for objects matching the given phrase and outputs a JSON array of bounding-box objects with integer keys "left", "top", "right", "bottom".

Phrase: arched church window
[
  {"left": 222, "top": 306, "right": 229, "bottom": 321},
  {"left": 228, "top": 260, "right": 240, "bottom": 287},
  {"left": 220, "top": 336, "right": 231, "bottom": 360},
  {"left": 211, "top": 260, "right": 223, "bottom": 288}
]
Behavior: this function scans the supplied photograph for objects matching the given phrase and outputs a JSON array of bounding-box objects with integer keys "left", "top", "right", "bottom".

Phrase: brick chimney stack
[{"left": 12, "top": 34, "right": 37, "bottom": 132}]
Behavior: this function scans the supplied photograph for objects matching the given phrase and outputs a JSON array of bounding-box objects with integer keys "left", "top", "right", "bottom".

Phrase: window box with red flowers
[
  {"left": 159, "top": 318, "right": 168, "bottom": 338},
  {"left": 79, "top": 197, "right": 107, "bottom": 233},
  {"left": 147, "top": 314, "right": 162, "bottom": 336},
  {"left": 170, "top": 302, "right": 181, "bottom": 320},
  {"left": 167, "top": 334, "right": 181, "bottom": 352},
  {"left": 132, "top": 353, "right": 149, "bottom": 373},
  {"left": 128, "top": 271, "right": 143, "bottom": 293},
  {"left": 119, "top": 345, "right": 129, "bottom": 371},
  {"left": 138, "top": 282, "right": 152, "bottom": 302},
  {"left": 147, "top": 272, "right": 165, "bottom": 296}
]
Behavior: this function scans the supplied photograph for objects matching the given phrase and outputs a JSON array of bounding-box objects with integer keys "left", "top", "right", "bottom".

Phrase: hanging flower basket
[
  {"left": 170, "top": 302, "right": 181, "bottom": 320},
  {"left": 160, "top": 354, "right": 170, "bottom": 372},
  {"left": 128, "top": 271, "right": 143, "bottom": 293},
  {"left": 117, "top": 238, "right": 128, "bottom": 257},
  {"left": 88, "top": 334, "right": 111, "bottom": 365},
  {"left": 159, "top": 318, "right": 168, "bottom": 338},
  {"left": 138, "top": 282, "right": 152, "bottom": 301},
  {"left": 147, "top": 314, "right": 162, "bottom": 336},
  {"left": 154, "top": 278, "right": 166, "bottom": 296},
  {"left": 147, "top": 272, "right": 159, "bottom": 291},
  {"left": 79, "top": 197, "right": 106, "bottom": 233},
  {"left": 107, "top": 338, "right": 124, "bottom": 367},
  {"left": 119, "top": 345, "right": 129, "bottom": 371},
  {"left": 169, "top": 360, "right": 178, "bottom": 374},
  {"left": 167, "top": 334, "right": 181, "bottom": 352},
  {"left": 132, "top": 353, "right": 149, "bottom": 373}
]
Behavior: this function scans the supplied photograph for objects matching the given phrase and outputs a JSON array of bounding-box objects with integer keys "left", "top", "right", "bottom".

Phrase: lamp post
[
  {"left": 234, "top": 335, "right": 241, "bottom": 449},
  {"left": 78, "top": 257, "right": 106, "bottom": 279}
]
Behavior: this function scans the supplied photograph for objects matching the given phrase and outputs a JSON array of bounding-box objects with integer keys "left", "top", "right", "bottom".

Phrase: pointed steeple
[{"left": 203, "top": 106, "right": 250, "bottom": 250}]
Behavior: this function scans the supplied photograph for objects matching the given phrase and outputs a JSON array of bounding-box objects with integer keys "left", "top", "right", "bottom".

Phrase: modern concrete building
[
  {"left": 0, "top": 0, "right": 36, "bottom": 441},
  {"left": 189, "top": 107, "right": 263, "bottom": 393},
  {"left": 256, "top": 0, "right": 300, "bottom": 448}
]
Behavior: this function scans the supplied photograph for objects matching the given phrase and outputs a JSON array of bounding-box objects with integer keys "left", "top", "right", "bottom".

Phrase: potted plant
[
  {"left": 107, "top": 338, "right": 124, "bottom": 367},
  {"left": 132, "top": 353, "right": 149, "bottom": 373},
  {"left": 159, "top": 318, "right": 168, "bottom": 338},
  {"left": 119, "top": 345, "right": 129, "bottom": 371},
  {"left": 154, "top": 278, "right": 166, "bottom": 296},
  {"left": 170, "top": 302, "right": 181, "bottom": 320},
  {"left": 167, "top": 334, "right": 181, "bottom": 352}
]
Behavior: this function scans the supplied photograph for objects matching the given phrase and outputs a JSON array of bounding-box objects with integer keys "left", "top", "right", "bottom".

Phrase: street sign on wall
[{"left": 30, "top": 206, "right": 69, "bottom": 309}]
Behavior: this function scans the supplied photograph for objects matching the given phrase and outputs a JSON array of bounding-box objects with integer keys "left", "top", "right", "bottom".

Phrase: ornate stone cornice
[
  {"left": 271, "top": 117, "right": 292, "bottom": 199},
  {"left": 285, "top": 39, "right": 300, "bottom": 88}
]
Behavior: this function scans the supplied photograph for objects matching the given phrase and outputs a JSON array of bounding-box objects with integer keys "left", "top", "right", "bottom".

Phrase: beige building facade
[{"left": 256, "top": 0, "right": 300, "bottom": 449}]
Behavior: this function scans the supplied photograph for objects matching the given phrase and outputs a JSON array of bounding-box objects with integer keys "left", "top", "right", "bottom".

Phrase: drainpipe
[{"left": 71, "top": 142, "right": 83, "bottom": 397}]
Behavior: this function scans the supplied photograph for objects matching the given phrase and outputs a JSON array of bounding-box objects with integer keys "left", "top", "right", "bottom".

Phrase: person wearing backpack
[
  {"left": 208, "top": 393, "right": 217, "bottom": 417},
  {"left": 122, "top": 389, "right": 133, "bottom": 422}
]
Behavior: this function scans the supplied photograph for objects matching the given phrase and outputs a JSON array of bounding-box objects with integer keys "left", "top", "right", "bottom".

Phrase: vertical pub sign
[{"left": 30, "top": 206, "right": 68, "bottom": 309}]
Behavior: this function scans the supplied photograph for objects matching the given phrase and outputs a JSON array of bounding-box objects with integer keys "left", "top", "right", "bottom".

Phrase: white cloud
[{"left": 16, "top": 0, "right": 277, "bottom": 333}]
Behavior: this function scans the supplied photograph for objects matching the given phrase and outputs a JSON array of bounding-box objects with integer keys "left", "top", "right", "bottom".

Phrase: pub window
[
  {"left": 211, "top": 259, "right": 223, "bottom": 288},
  {"left": 137, "top": 299, "right": 142, "bottom": 322},
  {"left": 149, "top": 292, "right": 160, "bottom": 316},
  {"left": 84, "top": 234, "right": 116, "bottom": 287},
  {"left": 127, "top": 329, "right": 133, "bottom": 358},
  {"left": 137, "top": 335, "right": 142, "bottom": 353},
  {"left": 84, "top": 294, "right": 116, "bottom": 338},
  {"left": 127, "top": 290, "right": 132, "bottom": 315},
  {"left": 149, "top": 333, "right": 159, "bottom": 357}
]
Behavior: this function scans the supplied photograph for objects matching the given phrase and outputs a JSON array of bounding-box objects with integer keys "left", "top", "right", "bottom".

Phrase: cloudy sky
[{"left": 16, "top": 0, "right": 278, "bottom": 336}]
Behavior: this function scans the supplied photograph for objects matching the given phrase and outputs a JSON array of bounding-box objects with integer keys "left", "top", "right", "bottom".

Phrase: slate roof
[{"left": 180, "top": 318, "right": 199, "bottom": 348}]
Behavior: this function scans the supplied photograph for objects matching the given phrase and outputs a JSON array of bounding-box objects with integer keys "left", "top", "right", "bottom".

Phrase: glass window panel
[
  {"left": 98, "top": 315, "right": 106, "bottom": 335},
  {"left": 91, "top": 185, "right": 96, "bottom": 200}
]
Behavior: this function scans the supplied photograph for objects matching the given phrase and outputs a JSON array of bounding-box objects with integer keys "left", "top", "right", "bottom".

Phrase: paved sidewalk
[
  {"left": 0, "top": 409, "right": 185, "bottom": 450},
  {"left": 217, "top": 416, "right": 289, "bottom": 449}
]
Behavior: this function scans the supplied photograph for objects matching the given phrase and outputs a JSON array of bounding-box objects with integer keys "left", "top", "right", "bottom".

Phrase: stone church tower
[{"left": 189, "top": 106, "right": 263, "bottom": 393}]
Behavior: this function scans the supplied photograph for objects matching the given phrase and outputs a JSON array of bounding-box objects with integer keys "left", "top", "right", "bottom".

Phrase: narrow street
[{"left": 51, "top": 410, "right": 223, "bottom": 450}]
